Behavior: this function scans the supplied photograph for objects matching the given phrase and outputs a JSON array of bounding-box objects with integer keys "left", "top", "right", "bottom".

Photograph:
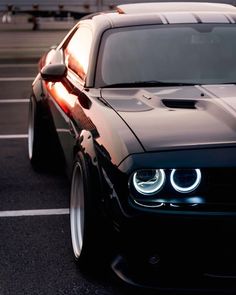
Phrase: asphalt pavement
[{"left": 0, "top": 14, "right": 72, "bottom": 61}]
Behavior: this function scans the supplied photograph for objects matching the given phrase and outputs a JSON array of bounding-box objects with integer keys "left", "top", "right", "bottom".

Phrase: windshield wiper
[{"left": 101, "top": 81, "right": 195, "bottom": 88}]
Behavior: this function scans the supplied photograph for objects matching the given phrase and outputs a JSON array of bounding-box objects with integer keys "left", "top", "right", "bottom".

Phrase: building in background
[
  {"left": 1, "top": 0, "right": 235, "bottom": 19},
  {"left": 0, "top": 0, "right": 156, "bottom": 19}
]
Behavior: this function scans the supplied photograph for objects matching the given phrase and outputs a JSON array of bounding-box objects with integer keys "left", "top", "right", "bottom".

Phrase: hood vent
[{"left": 162, "top": 99, "right": 197, "bottom": 109}]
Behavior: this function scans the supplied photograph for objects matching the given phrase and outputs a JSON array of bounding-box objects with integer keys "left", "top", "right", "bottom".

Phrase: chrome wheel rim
[
  {"left": 70, "top": 162, "right": 85, "bottom": 259},
  {"left": 28, "top": 99, "right": 34, "bottom": 160}
]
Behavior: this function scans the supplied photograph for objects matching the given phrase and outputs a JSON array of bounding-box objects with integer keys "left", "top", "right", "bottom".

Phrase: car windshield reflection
[{"left": 97, "top": 24, "right": 236, "bottom": 87}]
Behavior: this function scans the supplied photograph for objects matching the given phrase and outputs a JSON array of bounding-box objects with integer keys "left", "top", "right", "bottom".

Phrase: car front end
[
  {"left": 91, "top": 10, "right": 236, "bottom": 290},
  {"left": 98, "top": 143, "right": 236, "bottom": 292}
]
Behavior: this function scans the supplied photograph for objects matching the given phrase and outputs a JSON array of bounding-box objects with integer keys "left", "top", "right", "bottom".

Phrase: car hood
[{"left": 101, "top": 85, "right": 236, "bottom": 151}]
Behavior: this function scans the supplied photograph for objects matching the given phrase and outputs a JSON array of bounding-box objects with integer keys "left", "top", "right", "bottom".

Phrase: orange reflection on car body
[{"left": 47, "top": 82, "right": 77, "bottom": 115}]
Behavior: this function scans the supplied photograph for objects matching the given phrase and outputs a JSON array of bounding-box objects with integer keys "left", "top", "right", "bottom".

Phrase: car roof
[{"left": 86, "top": 2, "right": 236, "bottom": 28}]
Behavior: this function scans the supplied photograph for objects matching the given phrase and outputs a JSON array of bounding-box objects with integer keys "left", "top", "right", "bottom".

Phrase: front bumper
[
  {"left": 111, "top": 254, "right": 236, "bottom": 294},
  {"left": 108, "top": 196, "right": 236, "bottom": 293}
]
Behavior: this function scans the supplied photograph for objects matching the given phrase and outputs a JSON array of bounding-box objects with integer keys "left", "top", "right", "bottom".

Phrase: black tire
[
  {"left": 28, "top": 95, "right": 63, "bottom": 171},
  {"left": 70, "top": 152, "right": 108, "bottom": 271}
]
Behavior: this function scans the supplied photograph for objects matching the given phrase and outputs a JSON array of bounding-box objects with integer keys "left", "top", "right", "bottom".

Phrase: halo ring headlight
[
  {"left": 132, "top": 169, "right": 166, "bottom": 195},
  {"left": 170, "top": 169, "right": 201, "bottom": 193}
]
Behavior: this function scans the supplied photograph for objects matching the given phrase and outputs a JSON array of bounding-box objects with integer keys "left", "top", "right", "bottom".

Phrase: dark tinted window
[{"left": 96, "top": 24, "right": 236, "bottom": 86}]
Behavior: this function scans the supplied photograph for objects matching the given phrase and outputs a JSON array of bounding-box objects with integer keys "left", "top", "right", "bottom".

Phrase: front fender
[{"left": 76, "top": 130, "right": 110, "bottom": 210}]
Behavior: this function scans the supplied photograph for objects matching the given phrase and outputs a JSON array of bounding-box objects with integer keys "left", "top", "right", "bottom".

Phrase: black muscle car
[{"left": 28, "top": 2, "right": 236, "bottom": 292}]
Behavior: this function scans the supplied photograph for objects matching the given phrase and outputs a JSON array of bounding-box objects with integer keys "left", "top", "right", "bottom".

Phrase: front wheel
[{"left": 70, "top": 152, "right": 108, "bottom": 271}]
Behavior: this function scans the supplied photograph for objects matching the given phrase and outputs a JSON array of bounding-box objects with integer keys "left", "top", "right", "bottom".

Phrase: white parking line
[
  {"left": 0, "top": 134, "right": 28, "bottom": 139},
  {"left": 0, "top": 77, "right": 34, "bottom": 82},
  {"left": 0, "top": 99, "right": 29, "bottom": 103},
  {"left": 0, "top": 209, "right": 69, "bottom": 218}
]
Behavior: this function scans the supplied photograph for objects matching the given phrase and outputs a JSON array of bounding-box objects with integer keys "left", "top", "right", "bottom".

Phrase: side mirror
[{"left": 41, "top": 64, "right": 67, "bottom": 82}]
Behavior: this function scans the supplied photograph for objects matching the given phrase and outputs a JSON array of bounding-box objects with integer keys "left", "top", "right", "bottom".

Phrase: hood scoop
[{"left": 161, "top": 99, "right": 197, "bottom": 109}]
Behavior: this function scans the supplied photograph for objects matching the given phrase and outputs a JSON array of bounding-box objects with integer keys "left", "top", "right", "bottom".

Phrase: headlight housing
[
  {"left": 131, "top": 168, "right": 202, "bottom": 196},
  {"left": 132, "top": 169, "right": 166, "bottom": 195},
  {"left": 170, "top": 169, "right": 201, "bottom": 193}
]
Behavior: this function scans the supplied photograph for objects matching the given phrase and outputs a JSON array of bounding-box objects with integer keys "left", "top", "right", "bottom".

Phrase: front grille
[{"left": 203, "top": 168, "right": 236, "bottom": 204}]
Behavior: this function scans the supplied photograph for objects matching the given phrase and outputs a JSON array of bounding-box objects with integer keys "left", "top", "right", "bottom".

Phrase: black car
[{"left": 28, "top": 2, "right": 236, "bottom": 292}]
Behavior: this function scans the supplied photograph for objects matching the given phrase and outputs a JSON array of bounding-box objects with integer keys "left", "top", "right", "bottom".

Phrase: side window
[{"left": 64, "top": 26, "right": 92, "bottom": 81}]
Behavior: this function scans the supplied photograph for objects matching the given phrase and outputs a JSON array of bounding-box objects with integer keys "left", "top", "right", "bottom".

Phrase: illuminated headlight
[
  {"left": 170, "top": 169, "right": 201, "bottom": 193},
  {"left": 132, "top": 169, "right": 166, "bottom": 195}
]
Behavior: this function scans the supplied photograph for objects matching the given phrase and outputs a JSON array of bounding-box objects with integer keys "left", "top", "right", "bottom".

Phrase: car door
[{"left": 46, "top": 23, "right": 93, "bottom": 173}]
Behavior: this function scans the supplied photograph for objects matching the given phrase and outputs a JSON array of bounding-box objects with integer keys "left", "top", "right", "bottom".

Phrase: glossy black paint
[
  {"left": 31, "top": 3, "right": 236, "bottom": 291},
  {"left": 40, "top": 64, "right": 67, "bottom": 82}
]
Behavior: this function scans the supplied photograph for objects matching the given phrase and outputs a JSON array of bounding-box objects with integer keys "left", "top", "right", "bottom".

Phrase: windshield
[{"left": 96, "top": 24, "right": 236, "bottom": 87}]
